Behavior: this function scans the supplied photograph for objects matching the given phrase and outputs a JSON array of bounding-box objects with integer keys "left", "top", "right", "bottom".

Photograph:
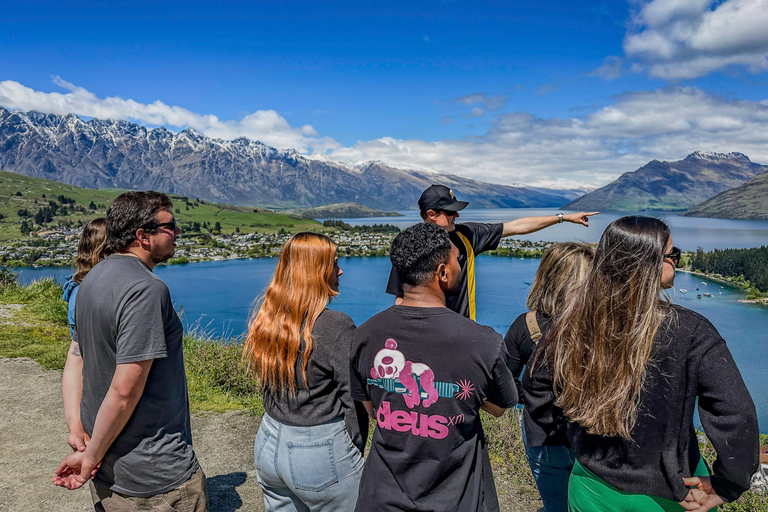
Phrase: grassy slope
[{"left": 0, "top": 170, "right": 325, "bottom": 241}]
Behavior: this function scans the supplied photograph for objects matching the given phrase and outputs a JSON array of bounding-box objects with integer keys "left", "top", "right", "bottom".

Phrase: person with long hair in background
[
  {"left": 243, "top": 232, "right": 365, "bottom": 512},
  {"left": 527, "top": 216, "right": 759, "bottom": 512},
  {"left": 504, "top": 242, "right": 594, "bottom": 512},
  {"left": 61, "top": 218, "right": 112, "bottom": 453}
]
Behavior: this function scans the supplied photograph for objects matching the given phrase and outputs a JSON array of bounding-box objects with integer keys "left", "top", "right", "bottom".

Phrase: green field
[{"left": 0, "top": 171, "right": 327, "bottom": 241}]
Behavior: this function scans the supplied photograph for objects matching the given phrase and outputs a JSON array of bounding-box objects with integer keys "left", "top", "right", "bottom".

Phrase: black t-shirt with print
[
  {"left": 385, "top": 223, "right": 504, "bottom": 318},
  {"left": 350, "top": 305, "right": 518, "bottom": 512}
]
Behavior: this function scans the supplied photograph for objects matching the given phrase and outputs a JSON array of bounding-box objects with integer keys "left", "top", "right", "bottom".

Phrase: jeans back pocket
[{"left": 287, "top": 439, "right": 338, "bottom": 492}]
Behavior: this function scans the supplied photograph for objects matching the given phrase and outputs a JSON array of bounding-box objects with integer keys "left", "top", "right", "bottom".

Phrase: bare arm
[
  {"left": 362, "top": 400, "right": 375, "bottom": 419},
  {"left": 501, "top": 212, "right": 598, "bottom": 238},
  {"left": 54, "top": 359, "right": 153, "bottom": 490},
  {"left": 481, "top": 400, "right": 506, "bottom": 418},
  {"left": 61, "top": 341, "right": 88, "bottom": 452}
]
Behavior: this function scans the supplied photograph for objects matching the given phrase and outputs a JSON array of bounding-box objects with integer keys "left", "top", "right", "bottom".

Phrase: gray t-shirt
[{"left": 74, "top": 254, "right": 198, "bottom": 497}]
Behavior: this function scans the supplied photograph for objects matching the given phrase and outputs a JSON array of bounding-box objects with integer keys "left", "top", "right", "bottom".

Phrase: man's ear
[
  {"left": 135, "top": 228, "right": 150, "bottom": 248},
  {"left": 436, "top": 262, "right": 448, "bottom": 283},
  {"left": 425, "top": 209, "right": 439, "bottom": 222}
]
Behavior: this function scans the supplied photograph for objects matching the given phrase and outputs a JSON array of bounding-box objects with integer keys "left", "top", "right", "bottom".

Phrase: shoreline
[{"left": 678, "top": 268, "right": 768, "bottom": 306}]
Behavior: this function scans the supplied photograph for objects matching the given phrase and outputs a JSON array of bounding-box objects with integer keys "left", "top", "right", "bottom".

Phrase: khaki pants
[{"left": 90, "top": 467, "right": 209, "bottom": 512}]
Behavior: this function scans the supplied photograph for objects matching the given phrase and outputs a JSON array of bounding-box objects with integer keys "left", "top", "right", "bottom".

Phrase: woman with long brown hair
[
  {"left": 61, "top": 217, "right": 112, "bottom": 452},
  {"left": 243, "top": 232, "right": 365, "bottom": 512},
  {"left": 526, "top": 216, "right": 759, "bottom": 512},
  {"left": 505, "top": 242, "right": 594, "bottom": 512}
]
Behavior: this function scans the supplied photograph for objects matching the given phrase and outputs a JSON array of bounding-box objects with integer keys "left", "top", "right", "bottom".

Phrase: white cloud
[
  {"left": 452, "top": 93, "right": 507, "bottom": 112},
  {"left": 623, "top": 0, "right": 768, "bottom": 79},
  {"left": 0, "top": 77, "right": 339, "bottom": 152},
  {"left": 326, "top": 87, "right": 768, "bottom": 188},
  {"left": 468, "top": 107, "right": 484, "bottom": 118},
  {"left": 3, "top": 79, "right": 768, "bottom": 190},
  {"left": 589, "top": 56, "right": 625, "bottom": 80}
]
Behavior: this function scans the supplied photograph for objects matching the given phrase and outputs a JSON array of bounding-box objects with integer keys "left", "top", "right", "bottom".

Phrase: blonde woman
[
  {"left": 243, "top": 232, "right": 365, "bottom": 512},
  {"left": 504, "top": 242, "right": 594, "bottom": 512},
  {"left": 528, "top": 216, "right": 759, "bottom": 512},
  {"left": 61, "top": 218, "right": 111, "bottom": 453}
]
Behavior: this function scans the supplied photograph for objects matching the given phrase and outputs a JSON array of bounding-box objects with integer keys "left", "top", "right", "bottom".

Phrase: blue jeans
[
  {"left": 255, "top": 413, "right": 364, "bottom": 512},
  {"left": 522, "top": 421, "right": 575, "bottom": 512}
]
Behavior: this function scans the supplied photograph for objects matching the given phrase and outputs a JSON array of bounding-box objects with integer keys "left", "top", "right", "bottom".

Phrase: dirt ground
[{"left": 0, "top": 356, "right": 541, "bottom": 511}]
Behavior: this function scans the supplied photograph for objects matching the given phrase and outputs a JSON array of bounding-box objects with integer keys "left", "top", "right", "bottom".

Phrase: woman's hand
[{"left": 678, "top": 476, "right": 725, "bottom": 512}]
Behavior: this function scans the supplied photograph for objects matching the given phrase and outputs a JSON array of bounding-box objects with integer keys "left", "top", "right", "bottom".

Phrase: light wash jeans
[
  {"left": 521, "top": 421, "right": 575, "bottom": 512},
  {"left": 254, "top": 413, "right": 364, "bottom": 512}
]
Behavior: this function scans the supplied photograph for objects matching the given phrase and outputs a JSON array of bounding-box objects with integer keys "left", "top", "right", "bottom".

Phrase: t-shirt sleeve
[
  {"left": 485, "top": 340, "right": 519, "bottom": 408},
  {"left": 385, "top": 265, "right": 404, "bottom": 297},
  {"left": 69, "top": 287, "right": 78, "bottom": 342},
  {"left": 461, "top": 222, "right": 504, "bottom": 254},
  {"left": 330, "top": 315, "right": 357, "bottom": 406},
  {"left": 503, "top": 313, "right": 533, "bottom": 388},
  {"left": 694, "top": 318, "right": 759, "bottom": 502},
  {"left": 349, "top": 329, "right": 370, "bottom": 402},
  {"left": 114, "top": 279, "right": 171, "bottom": 364}
]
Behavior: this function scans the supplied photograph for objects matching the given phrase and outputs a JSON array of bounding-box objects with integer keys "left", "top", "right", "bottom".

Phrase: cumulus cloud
[
  {"left": 3, "top": 79, "right": 768, "bottom": 189},
  {"left": 326, "top": 87, "right": 768, "bottom": 188},
  {"left": 0, "top": 77, "right": 339, "bottom": 152},
  {"left": 623, "top": 0, "right": 768, "bottom": 79}
]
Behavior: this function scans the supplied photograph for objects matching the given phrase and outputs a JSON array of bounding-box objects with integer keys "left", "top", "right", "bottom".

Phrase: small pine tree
[{"left": 88, "top": 201, "right": 97, "bottom": 210}]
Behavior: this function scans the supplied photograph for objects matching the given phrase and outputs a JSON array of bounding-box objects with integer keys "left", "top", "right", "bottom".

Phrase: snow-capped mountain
[{"left": 0, "top": 107, "right": 582, "bottom": 209}]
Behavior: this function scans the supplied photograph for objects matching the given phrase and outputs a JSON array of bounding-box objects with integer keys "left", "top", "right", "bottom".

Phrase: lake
[
  {"left": 15, "top": 254, "right": 768, "bottom": 434},
  {"left": 327, "top": 208, "right": 768, "bottom": 251}
]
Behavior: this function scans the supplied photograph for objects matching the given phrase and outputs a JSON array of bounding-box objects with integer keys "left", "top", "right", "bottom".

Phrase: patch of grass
[
  {"left": 482, "top": 409, "right": 539, "bottom": 499},
  {"left": 183, "top": 334, "right": 263, "bottom": 415},
  {"left": 0, "top": 323, "right": 70, "bottom": 369}
]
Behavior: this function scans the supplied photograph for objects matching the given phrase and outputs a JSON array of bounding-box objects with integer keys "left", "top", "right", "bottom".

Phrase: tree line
[{"left": 689, "top": 246, "right": 768, "bottom": 292}]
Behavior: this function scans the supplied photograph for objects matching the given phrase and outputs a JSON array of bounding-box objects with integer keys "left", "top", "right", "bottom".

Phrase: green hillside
[{"left": 0, "top": 170, "right": 324, "bottom": 241}]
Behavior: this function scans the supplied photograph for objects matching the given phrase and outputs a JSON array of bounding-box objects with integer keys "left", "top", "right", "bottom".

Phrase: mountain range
[
  {"left": 0, "top": 108, "right": 585, "bottom": 210},
  {"left": 564, "top": 152, "right": 767, "bottom": 212}
]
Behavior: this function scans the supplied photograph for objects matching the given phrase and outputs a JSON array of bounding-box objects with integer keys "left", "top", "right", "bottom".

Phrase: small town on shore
[{"left": 0, "top": 224, "right": 556, "bottom": 267}]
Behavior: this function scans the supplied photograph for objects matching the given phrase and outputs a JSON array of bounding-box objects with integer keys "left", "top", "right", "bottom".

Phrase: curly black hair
[
  {"left": 390, "top": 223, "right": 452, "bottom": 287},
  {"left": 106, "top": 191, "right": 173, "bottom": 252}
]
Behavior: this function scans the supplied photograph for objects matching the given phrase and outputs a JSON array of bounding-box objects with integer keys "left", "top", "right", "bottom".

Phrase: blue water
[
  {"left": 327, "top": 208, "right": 768, "bottom": 251},
  {"left": 15, "top": 255, "right": 768, "bottom": 433}
]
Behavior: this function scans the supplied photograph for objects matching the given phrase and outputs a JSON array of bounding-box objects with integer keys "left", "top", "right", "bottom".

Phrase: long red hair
[{"left": 243, "top": 232, "right": 338, "bottom": 396}]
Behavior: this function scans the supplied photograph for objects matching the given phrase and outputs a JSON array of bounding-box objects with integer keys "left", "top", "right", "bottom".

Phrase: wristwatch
[{"left": 557, "top": 213, "right": 564, "bottom": 223}]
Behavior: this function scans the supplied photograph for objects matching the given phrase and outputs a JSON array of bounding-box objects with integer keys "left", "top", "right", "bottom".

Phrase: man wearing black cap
[{"left": 385, "top": 184, "right": 597, "bottom": 320}]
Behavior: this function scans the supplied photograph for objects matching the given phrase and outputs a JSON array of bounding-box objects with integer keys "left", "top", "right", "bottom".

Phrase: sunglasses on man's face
[
  {"left": 142, "top": 219, "right": 178, "bottom": 232},
  {"left": 438, "top": 209, "right": 458, "bottom": 217},
  {"left": 663, "top": 246, "right": 681, "bottom": 266}
]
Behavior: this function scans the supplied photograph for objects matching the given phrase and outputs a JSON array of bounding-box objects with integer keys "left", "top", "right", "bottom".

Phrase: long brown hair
[
  {"left": 242, "top": 232, "right": 339, "bottom": 396},
  {"left": 74, "top": 218, "right": 112, "bottom": 284},
  {"left": 526, "top": 242, "right": 594, "bottom": 317},
  {"left": 539, "top": 216, "right": 671, "bottom": 440}
]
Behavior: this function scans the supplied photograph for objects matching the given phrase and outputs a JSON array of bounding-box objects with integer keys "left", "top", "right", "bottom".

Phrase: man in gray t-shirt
[{"left": 54, "top": 191, "right": 207, "bottom": 512}]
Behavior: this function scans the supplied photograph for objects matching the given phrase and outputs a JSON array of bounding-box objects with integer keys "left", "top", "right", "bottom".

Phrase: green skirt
[{"left": 568, "top": 456, "right": 716, "bottom": 512}]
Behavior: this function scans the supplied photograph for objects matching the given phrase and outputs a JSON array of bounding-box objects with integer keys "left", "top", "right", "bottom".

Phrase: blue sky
[{"left": 2, "top": 0, "right": 768, "bottom": 188}]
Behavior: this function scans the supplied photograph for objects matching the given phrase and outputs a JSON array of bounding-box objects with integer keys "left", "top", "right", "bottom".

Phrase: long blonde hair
[
  {"left": 74, "top": 218, "right": 111, "bottom": 284},
  {"left": 540, "top": 216, "right": 671, "bottom": 440},
  {"left": 526, "top": 242, "right": 594, "bottom": 317},
  {"left": 242, "top": 232, "right": 339, "bottom": 396}
]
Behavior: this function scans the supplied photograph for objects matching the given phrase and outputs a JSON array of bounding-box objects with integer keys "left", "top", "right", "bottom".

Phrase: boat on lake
[{"left": 680, "top": 289, "right": 688, "bottom": 293}]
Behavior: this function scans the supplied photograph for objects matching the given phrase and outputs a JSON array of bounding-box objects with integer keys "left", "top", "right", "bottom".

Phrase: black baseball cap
[{"left": 418, "top": 184, "right": 469, "bottom": 213}]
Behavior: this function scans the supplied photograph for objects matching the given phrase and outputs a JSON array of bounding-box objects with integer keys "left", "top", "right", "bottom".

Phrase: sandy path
[{"left": 0, "top": 356, "right": 539, "bottom": 511}]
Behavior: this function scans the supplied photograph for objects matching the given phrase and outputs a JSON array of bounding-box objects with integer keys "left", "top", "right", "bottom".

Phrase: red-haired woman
[{"left": 243, "top": 232, "right": 365, "bottom": 512}]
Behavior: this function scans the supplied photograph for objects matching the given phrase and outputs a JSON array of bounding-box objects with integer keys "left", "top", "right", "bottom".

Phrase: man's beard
[{"left": 444, "top": 273, "right": 462, "bottom": 296}]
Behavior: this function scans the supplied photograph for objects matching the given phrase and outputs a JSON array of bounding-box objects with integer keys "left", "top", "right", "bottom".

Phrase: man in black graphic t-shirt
[
  {"left": 352, "top": 223, "right": 518, "bottom": 511},
  {"left": 385, "top": 184, "right": 597, "bottom": 319}
]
